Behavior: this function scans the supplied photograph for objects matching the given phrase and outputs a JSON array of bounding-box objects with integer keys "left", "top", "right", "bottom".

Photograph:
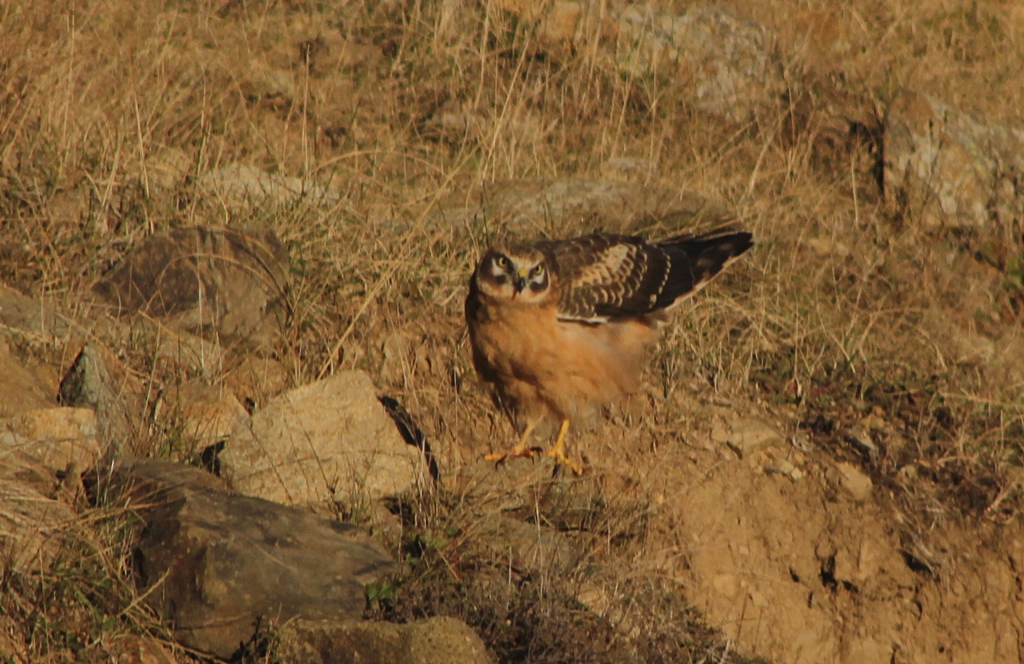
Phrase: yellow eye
[
  {"left": 531, "top": 265, "right": 544, "bottom": 278},
  {"left": 495, "top": 255, "right": 509, "bottom": 268}
]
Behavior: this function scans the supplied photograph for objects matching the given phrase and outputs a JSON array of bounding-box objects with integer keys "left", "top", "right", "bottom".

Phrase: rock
[
  {"left": 0, "top": 282, "right": 72, "bottom": 343},
  {"left": 456, "top": 459, "right": 605, "bottom": 530},
  {"left": 712, "top": 416, "right": 785, "bottom": 458},
  {"left": 474, "top": 513, "right": 580, "bottom": 576},
  {"left": 496, "top": 4, "right": 783, "bottom": 121},
  {"left": 456, "top": 179, "right": 737, "bottom": 235},
  {"left": 165, "top": 381, "right": 250, "bottom": 451},
  {"left": 276, "top": 616, "right": 493, "bottom": 664},
  {"left": 0, "top": 336, "right": 54, "bottom": 418},
  {"left": 92, "top": 226, "right": 289, "bottom": 347},
  {"left": 0, "top": 480, "right": 78, "bottom": 574},
  {"left": 220, "top": 371, "right": 427, "bottom": 506},
  {"left": 1, "top": 407, "right": 100, "bottom": 471},
  {"left": 884, "top": 89, "right": 1024, "bottom": 260},
  {"left": 59, "top": 343, "right": 140, "bottom": 453},
  {"left": 835, "top": 461, "right": 873, "bottom": 502},
  {"left": 102, "top": 635, "right": 178, "bottom": 664},
  {"left": 105, "top": 459, "right": 396, "bottom": 660},
  {"left": 196, "top": 163, "right": 340, "bottom": 209},
  {"left": 614, "top": 5, "right": 784, "bottom": 121},
  {"left": 222, "top": 355, "right": 290, "bottom": 408}
]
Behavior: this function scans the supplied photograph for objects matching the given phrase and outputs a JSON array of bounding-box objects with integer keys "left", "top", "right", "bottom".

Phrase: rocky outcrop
[{"left": 105, "top": 459, "right": 397, "bottom": 660}]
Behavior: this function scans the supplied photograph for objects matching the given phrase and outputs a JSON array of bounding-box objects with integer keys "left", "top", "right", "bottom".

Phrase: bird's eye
[
  {"left": 531, "top": 265, "right": 545, "bottom": 279},
  {"left": 495, "top": 256, "right": 509, "bottom": 269}
]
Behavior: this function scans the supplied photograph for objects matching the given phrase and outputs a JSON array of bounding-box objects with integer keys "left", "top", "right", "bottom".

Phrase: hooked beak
[{"left": 512, "top": 268, "right": 529, "bottom": 296}]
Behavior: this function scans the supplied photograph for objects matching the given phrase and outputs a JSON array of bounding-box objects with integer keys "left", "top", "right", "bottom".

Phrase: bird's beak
[{"left": 512, "top": 268, "right": 529, "bottom": 295}]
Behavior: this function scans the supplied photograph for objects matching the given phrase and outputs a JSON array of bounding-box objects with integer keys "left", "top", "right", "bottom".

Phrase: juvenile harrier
[{"left": 466, "top": 227, "right": 754, "bottom": 474}]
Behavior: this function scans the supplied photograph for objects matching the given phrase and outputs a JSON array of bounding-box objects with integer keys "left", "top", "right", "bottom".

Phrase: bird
[{"left": 465, "top": 226, "right": 754, "bottom": 475}]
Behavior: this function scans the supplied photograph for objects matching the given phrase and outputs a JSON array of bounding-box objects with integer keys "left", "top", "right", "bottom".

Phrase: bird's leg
[
  {"left": 485, "top": 419, "right": 540, "bottom": 462},
  {"left": 542, "top": 419, "right": 583, "bottom": 475}
]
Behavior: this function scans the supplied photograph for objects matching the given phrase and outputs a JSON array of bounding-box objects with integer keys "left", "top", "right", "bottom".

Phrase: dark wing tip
[{"left": 654, "top": 229, "right": 753, "bottom": 308}]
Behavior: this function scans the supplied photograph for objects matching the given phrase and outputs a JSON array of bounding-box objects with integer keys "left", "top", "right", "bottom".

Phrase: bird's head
[{"left": 474, "top": 245, "right": 551, "bottom": 305}]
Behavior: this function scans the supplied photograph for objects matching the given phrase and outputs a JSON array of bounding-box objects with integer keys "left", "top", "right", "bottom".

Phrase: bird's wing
[
  {"left": 549, "top": 229, "right": 753, "bottom": 323},
  {"left": 547, "top": 234, "right": 672, "bottom": 323}
]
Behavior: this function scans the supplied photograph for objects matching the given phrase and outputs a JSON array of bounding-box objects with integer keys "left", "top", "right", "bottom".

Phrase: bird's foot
[{"left": 541, "top": 447, "right": 584, "bottom": 476}]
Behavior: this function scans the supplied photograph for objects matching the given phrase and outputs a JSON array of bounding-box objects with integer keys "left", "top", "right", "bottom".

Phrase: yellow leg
[
  {"left": 542, "top": 419, "right": 583, "bottom": 475},
  {"left": 485, "top": 419, "right": 539, "bottom": 462}
]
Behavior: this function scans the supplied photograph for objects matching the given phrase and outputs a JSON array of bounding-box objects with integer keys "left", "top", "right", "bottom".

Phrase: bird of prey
[{"left": 466, "top": 227, "right": 753, "bottom": 474}]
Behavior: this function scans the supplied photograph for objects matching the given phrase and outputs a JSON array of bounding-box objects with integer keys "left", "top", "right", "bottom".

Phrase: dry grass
[{"left": 2, "top": 0, "right": 1024, "bottom": 661}]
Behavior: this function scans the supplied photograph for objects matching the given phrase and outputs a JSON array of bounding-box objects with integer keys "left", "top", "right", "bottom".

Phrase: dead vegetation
[{"left": 2, "top": 0, "right": 1024, "bottom": 662}]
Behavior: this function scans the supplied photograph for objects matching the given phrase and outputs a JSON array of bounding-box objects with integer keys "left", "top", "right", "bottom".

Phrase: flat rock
[
  {"left": 105, "top": 459, "right": 396, "bottom": 660},
  {"left": 276, "top": 616, "right": 494, "bottom": 664},
  {"left": 711, "top": 416, "right": 785, "bottom": 458},
  {"left": 0, "top": 407, "right": 100, "bottom": 471},
  {"left": 220, "top": 370, "right": 426, "bottom": 506},
  {"left": 92, "top": 226, "right": 289, "bottom": 347}
]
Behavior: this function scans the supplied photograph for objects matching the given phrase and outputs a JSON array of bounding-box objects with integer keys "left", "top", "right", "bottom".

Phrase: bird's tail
[{"left": 653, "top": 226, "right": 754, "bottom": 309}]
